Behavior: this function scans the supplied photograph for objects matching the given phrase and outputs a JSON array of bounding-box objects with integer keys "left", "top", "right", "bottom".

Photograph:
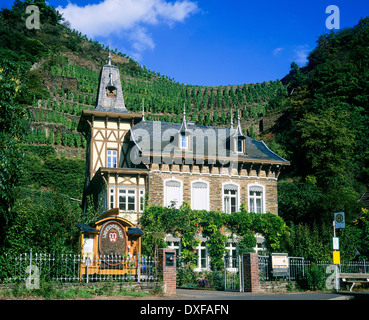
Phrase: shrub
[{"left": 306, "top": 263, "right": 326, "bottom": 291}]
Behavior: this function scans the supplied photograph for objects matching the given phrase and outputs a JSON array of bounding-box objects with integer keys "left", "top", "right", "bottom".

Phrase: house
[{"left": 77, "top": 55, "right": 290, "bottom": 269}]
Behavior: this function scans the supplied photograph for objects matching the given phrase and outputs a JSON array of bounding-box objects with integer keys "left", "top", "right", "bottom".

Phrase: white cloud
[
  {"left": 273, "top": 47, "right": 284, "bottom": 56},
  {"left": 293, "top": 45, "right": 310, "bottom": 65},
  {"left": 57, "top": 0, "right": 198, "bottom": 58}
]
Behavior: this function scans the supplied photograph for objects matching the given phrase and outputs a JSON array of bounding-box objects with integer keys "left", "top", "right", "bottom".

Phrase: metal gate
[{"left": 224, "top": 255, "right": 244, "bottom": 292}]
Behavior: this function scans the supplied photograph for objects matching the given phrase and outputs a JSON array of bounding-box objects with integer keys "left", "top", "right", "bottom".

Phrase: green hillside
[{"left": 1, "top": 1, "right": 369, "bottom": 260}]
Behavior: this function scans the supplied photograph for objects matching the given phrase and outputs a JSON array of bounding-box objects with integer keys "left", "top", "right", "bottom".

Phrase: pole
[
  {"left": 224, "top": 256, "right": 226, "bottom": 291},
  {"left": 86, "top": 255, "right": 89, "bottom": 284},
  {"left": 239, "top": 255, "right": 242, "bottom": 292},
  {"left": 333, "top": 220, "right": 338, "bottom": 292}
]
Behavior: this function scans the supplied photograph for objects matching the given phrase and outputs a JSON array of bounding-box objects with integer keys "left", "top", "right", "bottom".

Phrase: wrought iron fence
[
  {"left": 258, "top": 256, "right": 369, "bottom": 281},
  {"left": 0, "top": 250, "right": 159, "bottom": 284}
]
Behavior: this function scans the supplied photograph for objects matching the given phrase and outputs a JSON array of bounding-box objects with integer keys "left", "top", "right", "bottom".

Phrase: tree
[
  {"left": 295, "top": 106, "right": 355, "bottom": 188},
  {"left": 0, "top": 59, "right": 28, "bottom": 243}
]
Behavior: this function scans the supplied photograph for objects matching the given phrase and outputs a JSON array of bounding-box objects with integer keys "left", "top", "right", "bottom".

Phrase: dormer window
[
  {"left": 181, "top": 135, "right": 189, "bottom": 149},
  {"left": 237, "top": 138, "right": 243, "bottom": 153},
  {"left": 229, "top": 110, "right": 246, "bottom": 154}
]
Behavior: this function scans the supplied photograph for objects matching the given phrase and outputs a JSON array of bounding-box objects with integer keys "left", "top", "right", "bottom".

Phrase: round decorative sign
[
  {"left": 99, "top": 221, "right": 127, "bottom": 266},
  {"left": 335, "top": 213, "right": 344, "bottom": 223}
]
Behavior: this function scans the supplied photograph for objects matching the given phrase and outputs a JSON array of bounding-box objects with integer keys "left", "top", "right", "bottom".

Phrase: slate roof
[
  {"left": 131, "top": 120, "right": 289, "bottom": 165},
  {"left": 94, "top": 105, "right": 130, "bottom": 113}
]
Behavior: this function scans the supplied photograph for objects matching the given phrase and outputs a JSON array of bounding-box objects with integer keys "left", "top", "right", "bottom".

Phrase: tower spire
[
  {"left": 142, "top": 98, "right": 145, "bottom": 121},
  {"left": 179, "top": 103, "right": 189, "bottom": 133},
  {"left": 108, "top": 50, "right": 112, "bottom": 66}
]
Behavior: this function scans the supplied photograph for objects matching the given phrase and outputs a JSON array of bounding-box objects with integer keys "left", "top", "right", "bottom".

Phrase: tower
[
  {"left": 78, "top": 54, "right": 147, "bottom": 225},
  {"left": 95, "top": 52, "right": 126, "bottom": 111}
]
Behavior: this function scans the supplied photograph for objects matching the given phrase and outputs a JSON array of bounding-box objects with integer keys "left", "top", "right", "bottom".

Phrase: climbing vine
[{"left": 139, "top": 203, "right": 290, "bottom": 271}]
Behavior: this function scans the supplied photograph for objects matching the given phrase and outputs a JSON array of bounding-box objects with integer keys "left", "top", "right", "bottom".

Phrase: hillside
[
  {"left": 1, "top": 1, "right": 287, "bottom": 157},
  {"left": 2, "top": 1, "right": 369, "bottom": 259},
  {"left": 27, "top": 50, "right": 286, "bottom": 153}
]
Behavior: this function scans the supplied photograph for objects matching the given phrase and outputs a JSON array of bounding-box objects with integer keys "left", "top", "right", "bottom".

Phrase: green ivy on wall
[{"left": 139, "top": 203, "right": 290, "bottom": 271}]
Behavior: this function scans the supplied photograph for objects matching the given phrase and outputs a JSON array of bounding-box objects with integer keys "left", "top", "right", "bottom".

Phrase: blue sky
[{"left": 3, "top": 0, "right": 369, "bottom": 86}]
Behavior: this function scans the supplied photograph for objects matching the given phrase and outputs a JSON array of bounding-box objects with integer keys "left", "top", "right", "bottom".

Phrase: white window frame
[
  {"left": 222, "top": 181, "right": 240, "bottom": 214},
  {"left": 194, "top": 238, "right": 210, "bottom": 272},
  {"left": 139, "top": 187, "right": 145, "bottom": 212},
  {"left": 191, "top": 180, "right": 209, "bottom": 211},
  {"left": 181, "top": 134, "right": 188, "bottom": 149},
  {"left": 163, "top": 178, "right": 183, "bottom": 209},
  {"left": 109, "top": 185, "right": 115, "bottom": 209},
  {"left": 118, "top": 187, "right": 136, "bottom": 212},
  {"left": 254, "top": 233, "right": 267, "bottom": 255},
  {"left": 107, "top": 149, "right": 117, "bottom": 168},
  {"left": 166, "top": 237, "right": 181, "bottom": 259},
  {"left": 225, "top": 240, "right": 239, "bottom": 272},
  {"left": 248, "top": 183, "right": 265, "bottom": 213},
  {"left": 237, "top": 138, "right": 243, "bottom": 153}
]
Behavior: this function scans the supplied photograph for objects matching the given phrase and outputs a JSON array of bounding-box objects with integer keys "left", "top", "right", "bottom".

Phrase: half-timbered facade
[{"left": 78, "top": 56, "right": 290, "bottom": 236}]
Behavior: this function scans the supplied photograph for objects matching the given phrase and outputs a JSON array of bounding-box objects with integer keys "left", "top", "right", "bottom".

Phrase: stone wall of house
[{"left": 148, "top": 163, "right": 279, "bottom": 214}]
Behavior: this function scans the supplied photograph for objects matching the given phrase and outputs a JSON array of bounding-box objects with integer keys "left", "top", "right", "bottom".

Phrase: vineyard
[{"left": 23, "top": 51, "right": 287, "bottom": 153}]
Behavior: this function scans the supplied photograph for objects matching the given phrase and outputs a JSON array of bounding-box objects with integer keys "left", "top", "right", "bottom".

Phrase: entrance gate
[{"left": 224, "top": 255, "right": 244, "bottom": 292}]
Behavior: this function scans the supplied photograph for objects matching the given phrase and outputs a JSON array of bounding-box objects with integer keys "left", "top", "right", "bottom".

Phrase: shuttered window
[
  {"left": 164, "top": 180, "right": 182, "bottom": 209},
  {"left": 191, "top": 181, "right": 209, "bottom": 210}
]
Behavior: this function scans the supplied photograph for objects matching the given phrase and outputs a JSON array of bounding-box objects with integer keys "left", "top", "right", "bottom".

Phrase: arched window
[
  {"left": 191, "top": 180, "right": 209, "bottom": 210},
  {"left": 248, "top": 184, "right": 265, "bottom": 213},
  {"left": 222, "top": 182, "right": 240, "bottom": 214},
  {"left": 164, "top": 179, "right": 183, "bottom": 209}
]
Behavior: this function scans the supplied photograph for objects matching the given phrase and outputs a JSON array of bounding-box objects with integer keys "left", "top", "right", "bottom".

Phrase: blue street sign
[{"left": 334, "top": 212, "right": 345, "bottom": 229}]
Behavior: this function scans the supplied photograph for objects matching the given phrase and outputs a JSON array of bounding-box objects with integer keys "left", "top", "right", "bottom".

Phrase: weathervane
[{"left": 108, "top": 50, "right": 112, "bottom": 65}]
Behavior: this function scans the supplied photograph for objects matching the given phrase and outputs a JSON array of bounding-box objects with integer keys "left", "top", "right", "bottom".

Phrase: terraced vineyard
[{"left": 23, "top": 51, "right": 287, "bottom": 156}]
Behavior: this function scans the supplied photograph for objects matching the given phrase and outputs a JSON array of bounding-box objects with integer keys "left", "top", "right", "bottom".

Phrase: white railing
[
  {"left": 0, "top": 250, "right": 158, "bottom": 283},
  {"left": 258, "top": 255, "right": 369, "bottom": 281}
]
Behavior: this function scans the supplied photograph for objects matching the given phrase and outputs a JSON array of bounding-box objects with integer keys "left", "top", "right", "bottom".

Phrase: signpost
[
  {"left": 332, "top": 237, "right": 339, "bottom": 251},
  {"left": 333, "top": 251, "right": 341, "bottom": 265},
  {"left": 333, "top": 212, "right": 345, "bottom": 291},
  {"left": 334, "top": 212, "right": 345, "bottom": 229}
]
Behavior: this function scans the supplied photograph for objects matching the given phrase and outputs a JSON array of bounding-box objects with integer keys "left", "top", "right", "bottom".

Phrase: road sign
[
  {"left": 333, "top": 237, "right": 339, "bottom": 250},
  {"left": 333, "top": 251, "right": 341, "bottom": 265},
  {"left": 334, "top": 212, "right": 345, "bottom": 229}
]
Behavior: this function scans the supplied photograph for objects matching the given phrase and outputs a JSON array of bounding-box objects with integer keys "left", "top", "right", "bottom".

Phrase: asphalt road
[{"left": 166, "top": 288, "right": 369, "bottom": 300}]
